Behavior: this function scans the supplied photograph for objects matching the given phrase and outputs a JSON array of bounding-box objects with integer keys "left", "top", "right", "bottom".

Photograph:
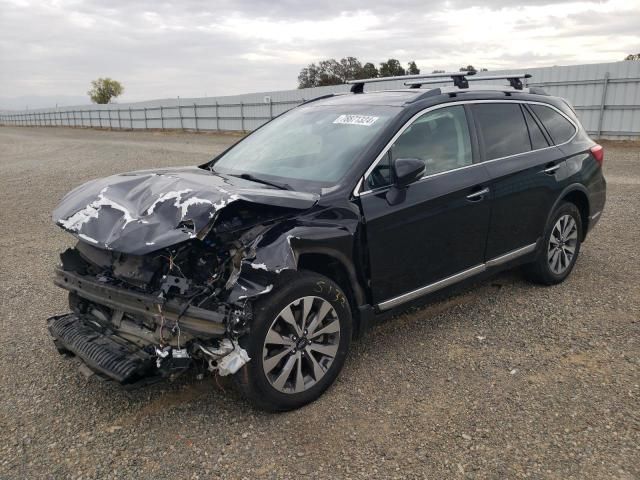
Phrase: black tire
[
  {"left": 234, "top": 271, "right": 352, "bottom": 412},
  {"left": 525, "top": 202, "right": 582, "bottom": 285}
]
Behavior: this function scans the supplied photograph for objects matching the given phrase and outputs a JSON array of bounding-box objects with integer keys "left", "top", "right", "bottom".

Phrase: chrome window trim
[
  {"left": 360, "top": 161, "right": 485, "bottom": 198},
  {"left": 376, "top": 242, "right": 537, "bottom": 311},
  {"left": 353, "top": 99, "right": 578, "bottom": 198},
  {"left": 352, "top": 177, "right": 364, "bottom": 197}
]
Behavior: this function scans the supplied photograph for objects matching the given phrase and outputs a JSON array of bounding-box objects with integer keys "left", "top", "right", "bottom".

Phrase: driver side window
[{"left": 366, "top": 105, "right": 472, "bottom": 190}]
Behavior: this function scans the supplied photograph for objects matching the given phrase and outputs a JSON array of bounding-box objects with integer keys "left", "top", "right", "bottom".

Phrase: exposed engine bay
[{"left": 49, "top": 198, "right": 307, "bottom": 386}]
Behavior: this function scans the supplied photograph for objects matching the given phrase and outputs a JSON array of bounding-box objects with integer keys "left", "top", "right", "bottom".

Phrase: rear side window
[
  {"left": 530, "top": 104, "right": 576, "bottom": 145},
  {"left": 523, "top": 107, "right": 550, "bottom": 150},
  {"left": 472, "top": 103, "right": 531, "bottom": 160}
]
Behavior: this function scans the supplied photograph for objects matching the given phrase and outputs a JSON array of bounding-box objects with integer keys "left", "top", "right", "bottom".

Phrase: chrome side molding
[
  {"left": 485, "top": 243, "right": 537, "bottom": 268},
  {"left": 377, "top": 265, "right": 485, "bottom": 311},
  {"left": 377, "top": 242, "right": 538, "bottom": 311}
]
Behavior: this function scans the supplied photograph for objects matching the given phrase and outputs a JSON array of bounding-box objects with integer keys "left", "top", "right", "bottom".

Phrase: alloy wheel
[
  {"left": 548, "top": 214, "right": 578, "bottom": 275},
  {"left": 262, "top": 296, "right": 340, "bottom": 394}
]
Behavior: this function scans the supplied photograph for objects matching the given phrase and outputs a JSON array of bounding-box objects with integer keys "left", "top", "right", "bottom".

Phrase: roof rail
[
  {"left": 405, "top": 73, "right": 532, "bottom": 90},
  {"left": 347, "top": 70, "right": 477, "bottom": 94},
  {"left": 298, "top": 93, "right": 336, "bottom": 106}
]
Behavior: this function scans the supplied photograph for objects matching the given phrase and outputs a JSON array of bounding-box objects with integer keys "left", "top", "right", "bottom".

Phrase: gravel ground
[{"left": 0, "top": 127, "right": 638, "bottom": 480}]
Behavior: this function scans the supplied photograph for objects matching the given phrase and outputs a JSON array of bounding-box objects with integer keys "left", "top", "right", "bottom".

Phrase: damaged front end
[
  {"left": 49, "top": 237, "right": 259, "bottom": 386},
  {"left": 48, "top": 168, "right": 318, "bottom": 387}
]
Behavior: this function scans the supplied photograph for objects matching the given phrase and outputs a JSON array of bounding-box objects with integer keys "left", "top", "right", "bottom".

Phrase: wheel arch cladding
[
  {"left": 297, "top": 252, "right": 362, "bottom": 332},
  {"left": 560, "top": 189, "right": 590, "bottom": 240}
]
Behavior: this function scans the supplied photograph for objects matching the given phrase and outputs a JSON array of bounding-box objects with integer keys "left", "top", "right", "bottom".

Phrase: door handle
[
  {"left": 466, "top": 187, "right": 490, "bottom": 201},
  {"left": 543, "top": 164, "right": 560, "bottom": 175}
]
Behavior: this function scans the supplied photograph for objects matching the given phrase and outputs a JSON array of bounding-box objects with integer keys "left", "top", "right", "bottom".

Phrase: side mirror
[{"left": 393, "top": 157, "right": 425, "bottom": 188}]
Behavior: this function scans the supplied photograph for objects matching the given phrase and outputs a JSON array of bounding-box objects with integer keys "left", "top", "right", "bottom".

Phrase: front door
[{"left": 358, "top": 105, "right": 491, "bottom": 307}]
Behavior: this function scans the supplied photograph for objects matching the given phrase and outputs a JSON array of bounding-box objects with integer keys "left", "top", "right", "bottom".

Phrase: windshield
[{"left": 210, "top": 104, "right": 399, "bottom": 192}]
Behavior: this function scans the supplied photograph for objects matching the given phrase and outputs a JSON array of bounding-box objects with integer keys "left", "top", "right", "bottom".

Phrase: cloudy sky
[{"left": 1, "top": 0, "right": 639, "bottom": 108}]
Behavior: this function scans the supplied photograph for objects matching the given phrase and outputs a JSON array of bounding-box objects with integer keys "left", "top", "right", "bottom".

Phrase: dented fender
[{"left": 226, "top": 203, "right": 366, "bottom": 306}]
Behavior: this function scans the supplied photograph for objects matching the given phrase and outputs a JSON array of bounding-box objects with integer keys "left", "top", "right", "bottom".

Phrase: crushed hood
[{"left": 53, "top": 167, "right": 318, "bottom": 255}]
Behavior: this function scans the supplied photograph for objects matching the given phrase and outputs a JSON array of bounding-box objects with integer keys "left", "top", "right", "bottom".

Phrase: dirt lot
[{"left": 0, "top": 127, "right": 638, "bottom": 479}]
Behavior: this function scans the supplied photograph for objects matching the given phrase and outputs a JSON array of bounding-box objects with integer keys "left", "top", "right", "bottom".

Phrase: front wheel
[
  {"left": 525, "top": 202, "right": 582, "bottom": 285},
  {"left": 234, "top": 271, "right": 352, "bottom": 411}
]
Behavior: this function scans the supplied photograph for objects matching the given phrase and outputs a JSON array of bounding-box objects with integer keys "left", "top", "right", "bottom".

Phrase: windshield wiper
[{"left": 232, "top": 173, "right": 292, "bottom": 191}]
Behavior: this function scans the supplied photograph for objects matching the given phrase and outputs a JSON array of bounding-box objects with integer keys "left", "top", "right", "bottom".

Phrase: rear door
[
  {"left": 358, "top": 105, "right": 491, "bottom": 307},
  {"left": 471, "top": 101, "right": 569, "bottom": 260}
]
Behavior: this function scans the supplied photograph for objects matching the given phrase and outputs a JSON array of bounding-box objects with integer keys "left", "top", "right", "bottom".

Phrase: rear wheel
[
  {"left": 525, "top": 202, "right": 582, "bottom": 285},
  {"left": 234, "top": 271, "right": 352, "bottom": 411}
]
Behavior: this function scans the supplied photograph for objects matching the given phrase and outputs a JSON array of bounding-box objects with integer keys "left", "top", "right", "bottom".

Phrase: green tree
[
  {"left": 297, "top": 57, "right": 426, "bottom": 87},
  {"left": 297, "top": 57, "right": 366, "bottom": 88},
  {"left": 379, "top": 59, "right": 405, "bottom": 77},
  {"left": 459, "top": 65, "right": 476, "bottom": 72},
  {"left": 298, "top": 64, "right": 321, "bottom": 88},
  {"left": 88, "top": 78, "right": 124, "bottom": 104},
  {"left": 340, "top": 56, "right": 366, "bottom": 80},
  {"left": 315, "top": 59, "right": 341, "bottom": 86},
  {"left": 362, "top": 62, "right": 379, "bottom": 78},
  {"left": 625, "top": 53, "right": 640, "bottom": 60}
]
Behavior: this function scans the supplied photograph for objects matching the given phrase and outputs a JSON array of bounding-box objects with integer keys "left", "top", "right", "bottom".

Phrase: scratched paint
[{"left": 53, "top": 166, "right": 317, "bottom": 255}]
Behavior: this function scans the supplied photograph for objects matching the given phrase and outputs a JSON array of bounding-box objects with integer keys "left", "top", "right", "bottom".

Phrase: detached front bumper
[
  {"left": 48, "top": 313, "right": 156, "bottom": 384},
  {"left": 48, "top": 268, "right": 253, "bottom": 385}
]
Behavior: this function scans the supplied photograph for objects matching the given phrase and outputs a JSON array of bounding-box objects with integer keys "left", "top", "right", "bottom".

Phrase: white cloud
[
  {"left": 210, "top": 11, "right": 382, "bottom": 43},
  {"left": 68, "top": 10, "right": 96, "bottom": 28},
  {"left": 426, "top": 0, "right": 640, "bottom": 68},
  {"left": 0, "top": 0, "right": 638, "bottom": 108}
]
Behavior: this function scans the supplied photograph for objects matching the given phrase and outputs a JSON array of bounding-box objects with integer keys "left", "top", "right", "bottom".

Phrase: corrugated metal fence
[{"left": 1, "top": 61, "right": 639, "bottom": 139}]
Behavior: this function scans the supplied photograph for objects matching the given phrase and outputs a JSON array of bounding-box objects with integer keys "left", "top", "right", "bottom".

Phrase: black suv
[{"left": 48, "top": 73, "right": 606, "bottom": 411}]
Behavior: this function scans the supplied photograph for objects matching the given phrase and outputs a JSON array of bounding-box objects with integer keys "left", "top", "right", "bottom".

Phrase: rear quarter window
[
  {"left": 530, "top": 104, "right": 576, "bottom": 145},
  {"left": 523, "top": 107, "right": 550, "bottom": 150}
]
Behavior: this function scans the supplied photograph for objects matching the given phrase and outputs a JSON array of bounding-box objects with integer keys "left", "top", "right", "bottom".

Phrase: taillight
[{"left": 590, "top": 144, "right": 604, "bottom": 166}]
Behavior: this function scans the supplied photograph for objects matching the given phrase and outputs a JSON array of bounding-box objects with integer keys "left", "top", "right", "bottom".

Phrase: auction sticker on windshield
[{"left": 333, "top": 115, "right": 379, "bottom": 126}]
